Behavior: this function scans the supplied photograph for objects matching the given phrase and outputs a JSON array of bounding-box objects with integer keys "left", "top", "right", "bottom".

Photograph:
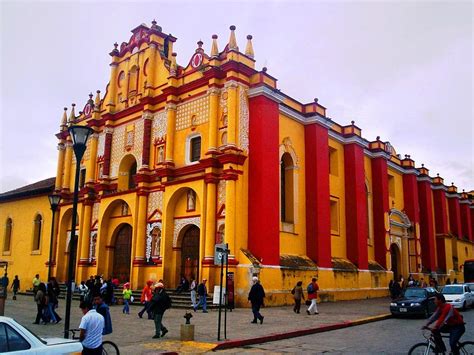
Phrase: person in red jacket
[
  {"left": 424, "top": 293, "right": 465, "bottom": 355},
  {"left": 306, "top": 277, "right": 319, "bottom": 315},
  {"left": 138, "top": 280, "right": 154, "bottom": 319}
]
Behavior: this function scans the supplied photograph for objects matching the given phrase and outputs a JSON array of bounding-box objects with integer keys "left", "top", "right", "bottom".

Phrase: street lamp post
[
  {"left": 47, "top": 194, "right": 62, "bottom": 282},
  {"left": 64, "top": 125, "right": 93, "bottom": 339}
]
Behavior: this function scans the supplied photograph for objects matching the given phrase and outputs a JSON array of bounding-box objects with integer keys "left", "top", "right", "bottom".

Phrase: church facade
[{"left": 1, "top": 22, "right": 473, "bottom": 305}]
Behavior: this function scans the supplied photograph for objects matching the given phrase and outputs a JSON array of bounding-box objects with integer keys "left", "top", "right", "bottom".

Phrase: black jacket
[
  {"left": 149, "top": 289, "right": 172, "bottom": 315},
  {"left": 248, "top": 283, "right": 265, "bottom": 306},
  {"left": 197, "top": 283, "right": 207, "bottom": 296}
]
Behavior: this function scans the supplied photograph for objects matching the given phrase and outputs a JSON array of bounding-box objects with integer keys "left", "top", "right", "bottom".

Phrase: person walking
[
  {"left": 32, "top": 274, "right": 40, "bottom": 295},
  {"left": 122, "top": 282, "right": 132, "bottom": 315},
  {"left": 138, "top": 280, "right": 154, "bottom": 319},
  {"left": 306, "top": 277, "right": 319, "bottom": 315},
  {"left": 46, "top": 280, "right": 60, "bottom": 323},
  {"left": 79, "top": 301, "right": 105, "bottom": 355},
  {"left": 78, "top": 281, "right": 89, "bottom": 302},
  {"left": 11, "top": 275, "right": 20, "bottom": 300},
  {"left": 33, "top": 283, "right": 48, "bottom": 324},
  {"left": 93, "top": 294, "right": 113, "bottom": 335},
  {"left": 194, "top": 279, "right": 208, "bottom": 313},
  {"left": 291, "top": 281, "right": 305, "bottom": 314},
  {"left": 148, "top": 282, "right": 171, "bottom": 339},
  {"left": 189, "top": 278, "right": 197, "bottom": 309},
  {"left": 248, "top": 276, "right": 265, "bottom": 324},
  {"left": 1, "top": 272, "right": 9, "bottom": 298}
]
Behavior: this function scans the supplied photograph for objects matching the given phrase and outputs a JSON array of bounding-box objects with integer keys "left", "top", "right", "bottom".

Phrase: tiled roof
[{"left": 0, "top": 177, "right": 55, "bottom": 202}]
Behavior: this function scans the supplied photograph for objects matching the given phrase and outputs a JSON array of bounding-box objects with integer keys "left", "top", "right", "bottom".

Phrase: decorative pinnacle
[
  {"left": 262, "top": 67, "right": 267, "bottom": 72},
  {"left": 211, "top": 34, "right": 219, "bottom": 57},
  {"left": 228, "top": 25, "right": 238, "bottom": 51},
  {"left": 437, "top": 173, "right": 440, "bottom": 177},
  {"left": 351, "top": 120, "right": 355, "bottom": 125},
  {"left": 197, "top": 40, "right": 203, "bottom": 48},
  {"left": 245, "top": 34, "right": 254, "bottom": 58},
  {"left": 376, "top": 136, "right": 380, "bottom": 141},
  {"left": 152, "top": 19, "right": 157, "bottom": 26},
  {"left": 114, "top": 42, "right": 118, "bottom": 49},
  {"left": 421, "top": 163, "right": 424, "bottom": 167}
]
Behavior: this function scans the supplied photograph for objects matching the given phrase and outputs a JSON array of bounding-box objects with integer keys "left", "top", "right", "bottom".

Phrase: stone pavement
[{"left": 2, "top": 293, "right": 391, "bottom": 353}]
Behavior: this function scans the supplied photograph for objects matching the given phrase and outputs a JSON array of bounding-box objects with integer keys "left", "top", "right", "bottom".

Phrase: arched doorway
[
  {"left": 180, "top": 226, "right": 200, "bottom": 283},
  {"left": 113, "top": 224, "right": 132, "bottom": 283},
  {"left": 390, "top": 244, "right": 401, "bottom": 280}
]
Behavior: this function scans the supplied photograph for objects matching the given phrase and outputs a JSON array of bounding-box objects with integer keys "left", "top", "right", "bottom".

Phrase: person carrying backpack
[
  {"left": 148, "top": 282, "right": 171, "bottom": 339},
  {"left": 306, "top": 277, "right": 319, "bottom": 315}
]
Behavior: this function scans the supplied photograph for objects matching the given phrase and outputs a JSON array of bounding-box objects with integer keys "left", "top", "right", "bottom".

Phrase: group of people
[
  {"left": 77, "top": 275, "right": 119, "bottom": 306},
  {"left": 388, "top": 274, "right": 454, "bottom": 300},
  {"left": 31, "top": 274, "right": 62, "bottom": 325},
  {"left": 290, "top": 277, "right": 320, "bottom": 316}
]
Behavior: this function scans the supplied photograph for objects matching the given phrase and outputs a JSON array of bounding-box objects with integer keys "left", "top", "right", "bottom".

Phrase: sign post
[{"left": 215, "top": 244, "right": 229, "bottom": 341}]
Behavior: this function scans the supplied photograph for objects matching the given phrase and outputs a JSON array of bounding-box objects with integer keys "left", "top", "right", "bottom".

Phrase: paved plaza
[{"left": 2, "top": 293, "right": 391, "bottom": 353}]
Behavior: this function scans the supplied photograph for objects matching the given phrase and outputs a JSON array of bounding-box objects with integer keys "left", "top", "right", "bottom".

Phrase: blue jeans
[
  {"left": 123, "top": 299, "right": 129, "bottom": 314},
  {"left": 434, "top": 324, "right": 465, "bottom": 354},
  {"left": 47, "top": 303, "right": 57, "bottom": 322},
  {"left": 195, "top": 294, "right": 207, "bottom": 311}
]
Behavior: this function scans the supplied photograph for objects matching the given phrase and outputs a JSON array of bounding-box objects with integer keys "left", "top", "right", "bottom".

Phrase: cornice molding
[{"left": 248, "top": 86, "right": 285, "bottom": 103}]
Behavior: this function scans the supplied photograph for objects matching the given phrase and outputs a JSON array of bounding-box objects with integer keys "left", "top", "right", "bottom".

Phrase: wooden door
[
  {"left": 113, "top": 224, "right": 132, "bottom": 284},
  {"left": 181, "top": 226, "right": 200, "bottom": 282}
]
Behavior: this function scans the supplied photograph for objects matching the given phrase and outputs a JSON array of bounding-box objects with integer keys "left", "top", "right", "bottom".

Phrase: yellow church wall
[
  {"left": 457, "top": 239, "right": 473, "bottom": 280},
  {"left": 278, "top": 115, "right": 307, "bottom": 256},
  {"left": 364, "top": 155, "right": 375, "bottom": 260},
  {"left": 328, "top": 138, "right": 347, "bottom": 260},
  {"left": 0, "top": 195, "right": 52, "bottom": 291},
  {"left": 387, "top": 167, "right": 405, "bottom": 212}
]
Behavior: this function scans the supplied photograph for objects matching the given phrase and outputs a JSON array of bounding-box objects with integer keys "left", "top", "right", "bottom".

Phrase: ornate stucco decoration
[
  {"left": 146, "top": 221, "right": 162, "bottom": 262},
  {"left": 173, "top": 217, "right": 200, "bottom": 248},
  {"left": 239, "top": 85, "right": 249, "bottom": 152},
  {"left": 147, "top": 191, "right": 163, "bottom": 217}
]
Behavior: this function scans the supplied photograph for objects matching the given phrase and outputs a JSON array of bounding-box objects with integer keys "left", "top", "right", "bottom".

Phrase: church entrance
[
  {"left": 390, "top": 244, "right": 401, "bottom": 281},
  {"left": 180, "top": 226, "right": 200, "bottom": 283},
  {"left": 113, "top": 224, "right": 132, "bottom": 284}
]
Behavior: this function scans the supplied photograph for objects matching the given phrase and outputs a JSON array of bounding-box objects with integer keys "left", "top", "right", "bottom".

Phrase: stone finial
[
  {"left": 151, "top": 19, "right": 161, "bottom": 31},
  {"left": 211, "top": 34, "right": 219, "bottom": 57},
  {"left": 351, "top": 120, "right": 355, "bottom": 125},
  {"left": 94, "top": 90, "right": 101, "bottom": 112},
  {"left": 110, "top": 42, "right": 119, "bottom": 56},
  {"left": 68, "top": 103, "right": 76, "bottom": 125},
  {"left": 196, "top": 40, "right": 203, "bottom": 52},
  {"left": 262, "top": 66, "right": 267, "bottom": 73},
  {"left": 60, "top": 107, "right": 68, "bottom": 131},
  {"left": 245, "top": 35, "right": 254, "bottom": 58},
  {"left": 376, "top": 136, "right": 380, "bottom": 141},
  {"left": 170, "top": 52, "right": 177, "bottom": 77},
  {"left": 314, "top": 98, "right": 319, "bottom": 104},
  {"left": 228, "top": 25, "right": 238, "bottom": 51},
  {"left": 421, "top": 163, "right": 424, "bottom": 167}
]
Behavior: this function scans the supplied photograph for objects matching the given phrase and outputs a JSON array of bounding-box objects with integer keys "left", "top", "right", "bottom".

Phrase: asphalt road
[{"left": 218, "top": 308, "right": 474, "bottom": 354}]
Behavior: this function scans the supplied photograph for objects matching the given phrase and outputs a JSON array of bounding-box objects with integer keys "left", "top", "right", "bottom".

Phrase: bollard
[{"left": 180, "top": 311, "right": 195, "bottom": 341}]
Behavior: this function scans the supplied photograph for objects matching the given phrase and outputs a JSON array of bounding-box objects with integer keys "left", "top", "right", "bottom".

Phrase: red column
[
  {"left": 433, "top": 187, "right": 449, "bottom": 271},
  {"left": 460, "top": 201, "right": 472, "bottom": 242},
  {"left": 448, "top": 196, "right": 462, "bottom": 238},
  {"left": 471, "top": 207, "right": 474, "bottom": 242},
  {"left": 417, "top": 178, "right": 437, "bottom": 272},
  {"left": 248, "top": 95, "right": 280, "bottom": 265},
  {"left": 343, "top": 143, "right": 368, "bottom": 269},
  {"left": 371, "top": 156, "right": 389, "bottom": 268},
  {"left": 102, "top": 128, "right": 113, "bottom": 177},
  {"left": 141, "top": 117, "right": 152, "bottom": 167},
  {"left": 402, "top": 172, "right": 421, "bottom": 270}
]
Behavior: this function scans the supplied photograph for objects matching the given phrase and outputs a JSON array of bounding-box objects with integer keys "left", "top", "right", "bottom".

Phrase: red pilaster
[
  {"left": 102, "top": 130, "right": 113, "bottom": 177},
  {"left": 447, "top": 196, "right": 462, "bottom": 238},
  {"left": 142, "top": 118, "right": 152, "bottom": 167},
  {"left": 371, "top": 156, "right": 390, "bottom": 269},
  {"left": 433, "top": 187, "right": 449, "bottom": 271},
  {"left": 417, "top": 178, "right": 437, "bottom": 272},
  {"left": 471, "top": 207, "right": 474, "bottom": 242},
  {"left": 248, "top": 95, "right": 280, "bottom": 265},
  {"left": 460, "top": 201, "right": 473, "bottom": 242},
  {"left": 304, "top": 124, "right": 331, "bottom": 267},
  {"left": 343, "top": 143, "right": 368, "bottom": 269},
  {"left": 402, "top": 172, "right": 421, "bottom": 270}
]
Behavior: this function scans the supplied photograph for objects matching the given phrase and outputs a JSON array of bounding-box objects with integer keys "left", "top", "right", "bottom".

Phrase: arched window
[
  {"left": 3, "top": 218, "right": 12, "bottom": 252},
  {"left": 118, "top": 154, "right": 138, "bottom": 191},
  {"left": 32, "top": 214, "right": 42, "bottom": 251},
  {"left": 128, "top": 66, "right": 138, "bottom": 94},
  {"left": 280, "top": 153, "right": 295, "bottom": 223}
]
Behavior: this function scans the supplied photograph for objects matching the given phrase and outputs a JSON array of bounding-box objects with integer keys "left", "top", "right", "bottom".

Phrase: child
[{"left": 122, "top": 282, "right": 132, "bottom": 315}]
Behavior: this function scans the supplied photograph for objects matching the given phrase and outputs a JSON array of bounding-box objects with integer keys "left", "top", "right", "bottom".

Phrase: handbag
[{"left": 305, "top": 300, "right": 311, "bottom": 306}]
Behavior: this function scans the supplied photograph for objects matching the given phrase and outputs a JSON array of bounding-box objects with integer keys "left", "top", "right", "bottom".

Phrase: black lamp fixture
[
  {"left": 64, "top": 124, "right": 93, "bottom": 339},
  {"left": 47, "top": 193, "right": 62, "bottom": 282}
]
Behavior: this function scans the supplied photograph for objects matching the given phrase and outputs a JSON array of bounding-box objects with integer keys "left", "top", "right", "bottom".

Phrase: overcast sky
[{"left": 0, "top": 0, "right": 472, "bottom": 193}]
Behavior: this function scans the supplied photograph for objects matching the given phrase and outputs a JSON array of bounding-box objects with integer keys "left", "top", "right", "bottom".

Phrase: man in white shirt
[{"left": 79, "top": 301, "right": 104, "bottom": 355}]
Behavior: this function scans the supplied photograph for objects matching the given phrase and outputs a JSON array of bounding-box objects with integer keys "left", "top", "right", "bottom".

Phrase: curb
[{"left": 212, "top": 313, "right": 392, "bottom": 351}]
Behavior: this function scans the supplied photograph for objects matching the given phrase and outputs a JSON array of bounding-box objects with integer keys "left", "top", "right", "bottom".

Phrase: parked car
[
  {"left": 0, "top": 316, "right": 82, "bottom": 354},
  {"left": 390, "top": 287, "right": 439, "bottom": 317},
  {"left": 441, "top": 284, "right": 474, "bottom": 310}
]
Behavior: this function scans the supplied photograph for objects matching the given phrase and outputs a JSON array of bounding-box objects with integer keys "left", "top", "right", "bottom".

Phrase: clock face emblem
[
  {"left": 191, "top": 53, "right": 203, "bottom": 68},
  {"left": 84, "top": 103, "right": 92, "bottom": 116}
]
